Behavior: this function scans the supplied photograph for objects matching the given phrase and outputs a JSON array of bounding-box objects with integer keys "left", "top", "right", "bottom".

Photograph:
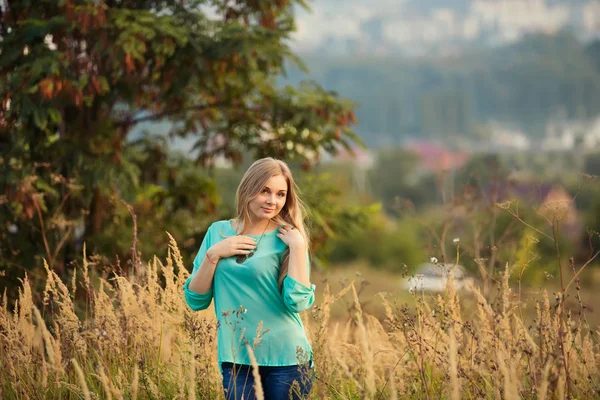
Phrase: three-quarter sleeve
[
  {"left": 183, "top": 224, "right": 214, "bottom": 311},
  {"left": 282, "top": 251, "right": 316, "bottom": 313}
]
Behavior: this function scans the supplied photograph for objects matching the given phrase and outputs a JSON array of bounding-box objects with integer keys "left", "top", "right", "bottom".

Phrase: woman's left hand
[{"left": 277, "top": 225, "right": 306, "bottom": 250}]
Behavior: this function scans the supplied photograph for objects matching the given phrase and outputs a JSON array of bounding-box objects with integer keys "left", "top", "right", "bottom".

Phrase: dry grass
[
  {"left": 1, "top": 238, "right": 600, "bottom": 399},
  {"left": 1, "top": 236, "right": 220, "bottom": 399}
]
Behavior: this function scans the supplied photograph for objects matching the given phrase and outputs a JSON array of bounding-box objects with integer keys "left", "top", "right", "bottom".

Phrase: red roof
[{"left": 406, "top": 141, "right": 469, "bottom": 172}]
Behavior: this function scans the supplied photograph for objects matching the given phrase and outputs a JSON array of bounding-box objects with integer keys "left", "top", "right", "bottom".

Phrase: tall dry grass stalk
[
  {"left": 448, "top": 327, "right": 460, "bottom": 400},
  {"left": 1, "top": 234, "right": 219, "bottom": 399},
  {"left": 1, "top": 235, "right": 599, "bottom": 399},
  {"left": 71, "top": 358, "right": 91, "bottom": 400},
  {"left": 303, "top": 264, "right": 600, "bottom": 399},
  {"left": 247, "top": 346, "right": 265, "bottom": 400}
]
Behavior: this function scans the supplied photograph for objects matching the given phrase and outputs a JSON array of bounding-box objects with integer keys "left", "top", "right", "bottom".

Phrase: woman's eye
[{"left": 278, "top": 193, "right": 286, "bottom": 197}]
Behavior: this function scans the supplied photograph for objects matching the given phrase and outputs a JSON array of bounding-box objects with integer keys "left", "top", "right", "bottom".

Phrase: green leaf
[{"left": 48, "top": 108, "right": 62, "bottom": 124}]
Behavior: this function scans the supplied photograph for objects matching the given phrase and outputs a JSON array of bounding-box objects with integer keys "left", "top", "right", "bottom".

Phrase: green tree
[
  {"left": 369, "top": 147, "right": 438, "bottom": 214},
  {"left": 0, "top": 0, "right": 360, "bottom": 294},
  {"left": 584, "top": 152, "right": 600, "bottom": 176}
]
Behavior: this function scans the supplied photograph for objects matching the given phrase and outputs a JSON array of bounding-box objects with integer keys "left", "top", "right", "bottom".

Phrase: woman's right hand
[{"left": 207, "top": 236, "right": 257, "bottom": 261}]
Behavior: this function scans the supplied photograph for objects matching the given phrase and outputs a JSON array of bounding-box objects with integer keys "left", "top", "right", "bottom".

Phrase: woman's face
[{"left": 248, "top": 174, "right": 288, "bottom": 222}]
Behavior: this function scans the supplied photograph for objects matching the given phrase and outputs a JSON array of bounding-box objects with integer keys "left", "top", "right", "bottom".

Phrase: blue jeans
[{"left": 221, "top": 361, "right": 314, "bottom": 400}]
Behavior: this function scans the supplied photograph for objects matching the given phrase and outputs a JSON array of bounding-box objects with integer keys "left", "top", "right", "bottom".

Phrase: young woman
[{"left": 183, "top": 157, "right": 316, "bottom": 400}]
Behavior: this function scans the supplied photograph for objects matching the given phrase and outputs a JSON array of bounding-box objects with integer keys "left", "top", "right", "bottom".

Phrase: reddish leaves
[
  {"left": 66, "top": 1, "right": 107, "bottom": 34},
  {"left": 91, "top": 76, "right": 101, "bottom": 94},
  {"left": 39, "top": 78, "right": 55, "bottom": 100},
  {"left": 39, "top": 77, "right": 70, "bottom": 100},
  {"left": 260, "top": 13, "right": 276, "bottom": 29},
  {"left": 7, "top": 176, "right": 39, "bottom": 220},
  {"left": 125, "top": 53, "right": 135, "bottom": 74}
]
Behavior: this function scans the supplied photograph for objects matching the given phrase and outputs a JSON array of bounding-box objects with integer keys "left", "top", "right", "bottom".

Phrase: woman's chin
[{"left": 251, "top": 212, "right": 276, "bottom": 221}]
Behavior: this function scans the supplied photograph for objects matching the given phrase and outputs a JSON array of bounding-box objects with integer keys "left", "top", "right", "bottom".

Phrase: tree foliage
[{"left": 0, "top": 0, "right": 361, "bottom": 295}]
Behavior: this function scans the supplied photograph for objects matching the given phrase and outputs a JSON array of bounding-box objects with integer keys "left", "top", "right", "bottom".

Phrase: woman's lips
[{"left": 262, "top": 208, "right": 274, "bottom": 212}]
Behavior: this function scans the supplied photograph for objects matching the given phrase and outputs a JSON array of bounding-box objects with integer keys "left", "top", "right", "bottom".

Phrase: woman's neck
[{"left": 237, "top": 218, "right": 273, "bottom": 235}]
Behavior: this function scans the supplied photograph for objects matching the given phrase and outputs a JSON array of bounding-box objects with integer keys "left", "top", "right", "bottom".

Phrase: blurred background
[{"left": 2, "top": 0, "right": 600, "bottom": 321}]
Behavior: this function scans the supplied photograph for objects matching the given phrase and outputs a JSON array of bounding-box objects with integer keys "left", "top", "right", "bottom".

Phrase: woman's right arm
[
  {"left": 183, "top": 225, "right": 217, "bottom": 311},
  {"left": 187, "top": 247, "right": 220, "bottom": 294}
]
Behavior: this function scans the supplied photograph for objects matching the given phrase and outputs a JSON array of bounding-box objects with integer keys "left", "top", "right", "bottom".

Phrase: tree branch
[
  {"left": 564, "top": 250, "right": 600, "bottom": 293},
  {"left": 33, "top": 196, "right": 54, "bottom": 269},
  {"left": 114, "top": 102, "right": 227, "bottom": 128}
]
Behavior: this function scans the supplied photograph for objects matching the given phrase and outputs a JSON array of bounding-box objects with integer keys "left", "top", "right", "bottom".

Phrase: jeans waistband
[{"left": 221, "top": 360, "right": 314, "bottom": 370}]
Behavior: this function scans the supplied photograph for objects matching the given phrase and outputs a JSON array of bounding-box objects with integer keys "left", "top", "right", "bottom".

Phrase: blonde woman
[{"left": 183, "top": 157, "right": 315, "bottom": 400}]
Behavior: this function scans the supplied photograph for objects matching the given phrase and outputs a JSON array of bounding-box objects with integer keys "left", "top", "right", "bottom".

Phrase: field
[
  {"left": 1, "top": 237, "right": 599, "bottom": 399},
  {"left": 313, "top": 261, "right": 600, "bottom": 328}
]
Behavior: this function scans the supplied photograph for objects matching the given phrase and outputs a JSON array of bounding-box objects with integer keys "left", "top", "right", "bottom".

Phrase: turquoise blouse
[{"left": 183, "top": 220, "right": 316, "bottom": 367}]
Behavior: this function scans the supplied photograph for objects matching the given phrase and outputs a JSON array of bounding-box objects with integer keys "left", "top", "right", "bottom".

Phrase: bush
[{"left": 328, "top": 214, "right": 425, "bottom": 272}]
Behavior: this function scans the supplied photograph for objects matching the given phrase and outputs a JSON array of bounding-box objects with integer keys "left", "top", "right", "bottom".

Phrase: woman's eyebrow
[{"left": 264, "top": 186, "right": 287, "bottom": 192}]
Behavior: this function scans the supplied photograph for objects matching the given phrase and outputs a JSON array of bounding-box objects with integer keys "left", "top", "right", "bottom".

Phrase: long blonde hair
[{"left": 234, "top": 158, "right": 309, "bottom": 289}]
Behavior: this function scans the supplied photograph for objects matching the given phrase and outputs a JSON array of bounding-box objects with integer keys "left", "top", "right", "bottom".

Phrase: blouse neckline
[{"left": 228, "top": 219, "right": 280, "bottom": 238}]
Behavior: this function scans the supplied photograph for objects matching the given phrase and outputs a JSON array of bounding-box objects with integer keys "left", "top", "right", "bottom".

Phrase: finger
[
  {"left": 237, "top": 244, "right": 256, "bottom": 250},
  {"left": 236, "top": 249, "right": 251, "bottom": 254},
  {"left": 237, "top": 237, "right": 257, "bottom": 245}
]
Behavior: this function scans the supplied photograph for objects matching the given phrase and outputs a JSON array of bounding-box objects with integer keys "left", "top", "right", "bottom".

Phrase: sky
[
  {"left": 291, "top": 0, "right": 407, "bottom": 53},
  {"left": 288, "top": 0, "right": 598, "bottom": 56}
]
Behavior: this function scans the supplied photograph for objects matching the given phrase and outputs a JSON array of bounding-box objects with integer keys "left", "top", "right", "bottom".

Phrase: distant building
[
  {"left": 404, "top": 140, "right": 470, "bottom": 173},
  {"left": 486, "top": 122, "right": 531, "bottom": 151},
  {"left": 543, "top": 116, "right": 600, "bottom": 151}
]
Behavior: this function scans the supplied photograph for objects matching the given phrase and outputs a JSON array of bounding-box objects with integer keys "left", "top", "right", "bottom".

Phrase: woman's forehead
[{"left": 263, "top": 174, "right": 288, "bottom": 191}]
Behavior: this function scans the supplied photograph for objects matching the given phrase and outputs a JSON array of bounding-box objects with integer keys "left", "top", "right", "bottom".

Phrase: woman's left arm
[
  {"left": 277, "top": 225, "right": 316, "bottom": 313},
  {"left": 286, "top": 243, "right": 310, "bottom": 287}
]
